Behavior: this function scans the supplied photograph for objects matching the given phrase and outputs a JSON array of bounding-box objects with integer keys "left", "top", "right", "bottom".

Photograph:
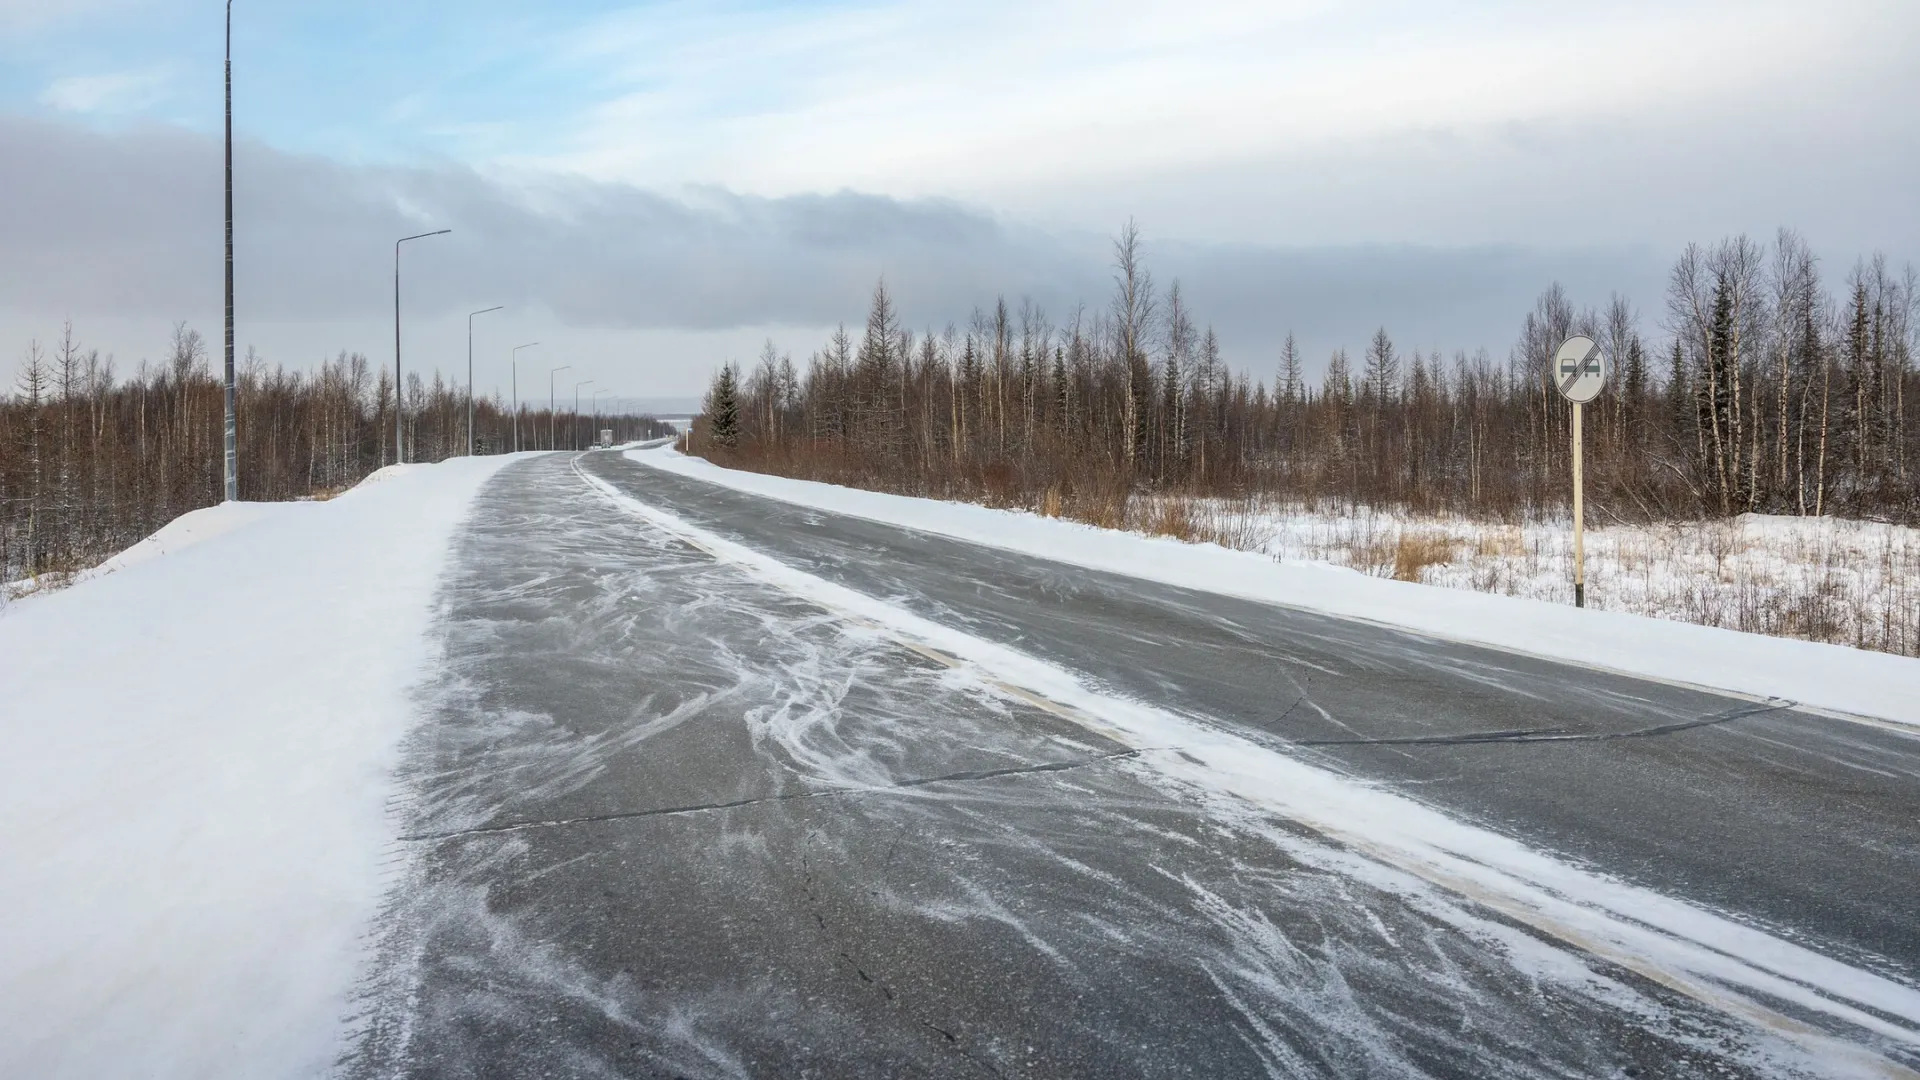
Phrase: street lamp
[
  {"left": 592, "top": 389, "right": 612, "bottom": 448},
  {"left": 222, "top": 0, "right": 237, "bottom": 502},
  {"left": 467, "top": 305, "right": 503, "bottom": 456},
  {"left": 511, "top": 342, "right": 538, "bottom": 453},
  {"left": 573, "top": 380, "right": 594, "bottom": 450},
  {"left": 393, "top": 228, "right": 450, "bottom": 464},
  {"left": 548, "top": 364, "right": 572, "bottom": 450}
]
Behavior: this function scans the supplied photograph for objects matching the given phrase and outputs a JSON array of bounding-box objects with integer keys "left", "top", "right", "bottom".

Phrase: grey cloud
[
  {"left": 4, "top": 113, "right": 1674, "bottom": 377},
  {"left": 2, "top": 114, "right": 1085, "bottom": 327},
  {"left": 1158, "top": 241, "right": 1668, "bottom": 370}
]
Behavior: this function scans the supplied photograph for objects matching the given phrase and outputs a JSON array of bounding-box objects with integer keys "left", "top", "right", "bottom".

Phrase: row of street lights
[
  {"left": 398, "top": 235, "right": 616, "bottom": 459},
  {"left": 220, "top": 8, "right": 615, "bottom": 493}
]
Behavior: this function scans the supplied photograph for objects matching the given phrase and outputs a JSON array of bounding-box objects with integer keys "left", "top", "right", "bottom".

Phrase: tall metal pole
[
  {"left": 393, "top": 228, "right": 450, "bottom": 464},
  {"left": 511, "top": 342, "right": 538, "bottom": 453},
  {"left": 548, "top": 365, "right": 571, "bottom": 450},
  {"left": 1572, "top": 401, "right": 1586, "bottom": 609},
  {"left": 222, "top": 0, "right": 237, "bottom": 502},
  {"left": 593, "top": 389, "right": 611, "bottom": 447},
  {"left": 466, "top": 306, "right": 502, "bottom": 455},
  {"left": 574, "top": 380, "right": 593, "bottom": 450}
]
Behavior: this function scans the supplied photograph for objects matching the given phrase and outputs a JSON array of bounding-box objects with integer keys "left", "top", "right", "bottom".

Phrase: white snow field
[
  {"left": 0, "top": 454, "right": 517, "bottom": 1079},
  {"left": 1151, "top": 499, "right": 1920, "bottom": 658},
  {"left": 630, "top": 447, "right": 1920, "bottom": 728}
]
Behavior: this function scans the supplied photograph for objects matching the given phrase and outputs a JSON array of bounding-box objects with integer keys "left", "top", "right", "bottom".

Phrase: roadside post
[{"left": 1553, "top": 335, "right": 1609, "bottom": 608}]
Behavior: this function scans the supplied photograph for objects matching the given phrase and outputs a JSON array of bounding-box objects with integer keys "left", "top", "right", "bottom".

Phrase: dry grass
[
  {"left": 1141, "top": 495, "right": 1201, "bottom": 542},
  {"left": 1064, "top": 486, "right": 1130, "bottom": 531},
  {"left": 1476, "top": 527, "right": 1524, "bottom": 560},
  {"left": 1392, "top": 531, "right": 1458, "bottom": 582},
  {"left": 1121, "top": 493, "right": 1275, "bottom": 551}
]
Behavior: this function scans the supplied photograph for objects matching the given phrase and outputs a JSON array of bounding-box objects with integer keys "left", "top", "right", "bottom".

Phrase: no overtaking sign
[
  {"left": 1553, "top": 334, "right": 1607, "bottom": 608},
  {"left": 1554, "top": 335, "right": 1607, "bottom": 404}
]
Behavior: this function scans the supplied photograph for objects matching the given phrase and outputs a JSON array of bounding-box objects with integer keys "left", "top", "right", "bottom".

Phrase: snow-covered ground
[
  {"left": 1164, "top": 500, "right": 1920, "bottom": 658},
  {"left": 0, "top": 455, "right": 516, "bottom": 1079},
  {"left": 631, "top": 447, "right": 1920, "bottom": 728}
]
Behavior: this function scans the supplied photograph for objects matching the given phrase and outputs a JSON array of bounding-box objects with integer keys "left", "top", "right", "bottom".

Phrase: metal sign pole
[
  {"left": 1552, "top": 334, "right": 1607, "bottom": 610},
  {"left": 1572, "top": 400, "right": 1586, "bottom": 609}
]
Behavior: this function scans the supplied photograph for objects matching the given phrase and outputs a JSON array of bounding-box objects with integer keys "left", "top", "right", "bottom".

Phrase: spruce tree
[{"left": 707, "top": 363, "right": 741, "bottom": 450}]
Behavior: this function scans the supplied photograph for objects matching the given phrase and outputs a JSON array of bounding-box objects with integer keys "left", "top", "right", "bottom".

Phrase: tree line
[
  {"left": 697, "top": 223, "right": 1917, "bottom": 529},
  {"left": 2, "top": 322, "right": 672, "bottom": 582}
]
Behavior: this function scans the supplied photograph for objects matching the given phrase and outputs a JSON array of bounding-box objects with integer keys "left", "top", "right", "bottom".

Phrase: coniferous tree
[{"left": 707, "top": 363, "right": 741, "bottom": 450}]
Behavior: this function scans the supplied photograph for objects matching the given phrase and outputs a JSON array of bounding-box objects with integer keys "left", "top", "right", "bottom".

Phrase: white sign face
[{"left": 1553, "top": 335, "right": 1607, "bottom": 404}]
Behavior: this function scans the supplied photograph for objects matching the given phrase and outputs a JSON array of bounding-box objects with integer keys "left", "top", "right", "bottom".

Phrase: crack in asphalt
[
  {"left": 1290, "top": 699, "right": 1798, "bottom": 748},
  {"left": 398, "top": 748, "right": 1148, "bottom": 842},
  {"left": 796, "top": 833, "right": 1007, "bottom": 1079}
]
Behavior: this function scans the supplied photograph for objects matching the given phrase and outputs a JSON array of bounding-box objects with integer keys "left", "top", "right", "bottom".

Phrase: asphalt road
[{"left": 347, "top": 451, "right": 1920, "bottom": 1078}]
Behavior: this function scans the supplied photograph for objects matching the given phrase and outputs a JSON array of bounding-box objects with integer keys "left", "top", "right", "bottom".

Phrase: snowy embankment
[
  {"left": 632, "top": 447, "right": 1920, "bottom": 728},
  {"left": 0, "top": 455, "right": 517, "bottom": 1078}
]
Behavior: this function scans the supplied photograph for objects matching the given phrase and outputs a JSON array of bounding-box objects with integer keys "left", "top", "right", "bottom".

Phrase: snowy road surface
[{"left": 351, "top": 452, "right": 1920, "bottom": 1078}]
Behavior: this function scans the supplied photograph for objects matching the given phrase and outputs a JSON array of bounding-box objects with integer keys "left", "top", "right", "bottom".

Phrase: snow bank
[
  {"left": 632, "top": 449, "right": 1920, "bottom": 727},
  {"left": 0, "top": 454, "right": 519, "bottom": 1078},
  {"left": 90, "top": 501, "right": 284, "bottom": 578}
]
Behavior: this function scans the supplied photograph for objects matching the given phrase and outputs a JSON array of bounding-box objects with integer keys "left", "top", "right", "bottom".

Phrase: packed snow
[
  {"left": 0, "top": 454, "right": 516, "bottom": 1079},
  {"left": 630, "top": 447, "right": 1920, "bottom": 728}
]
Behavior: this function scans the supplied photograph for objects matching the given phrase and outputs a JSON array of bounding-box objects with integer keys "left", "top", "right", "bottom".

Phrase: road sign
[
  {"left": 1551, "top": 335, "right": 1608, "bottom": 608},
  {"left": 1553, "top": 335, "right": 1607, "bottom": 403}
]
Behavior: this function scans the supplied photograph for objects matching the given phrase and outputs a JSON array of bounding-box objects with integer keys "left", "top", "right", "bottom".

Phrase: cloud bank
[{"left": 4, "top": 113, "right": 1677, "bottom": 389}]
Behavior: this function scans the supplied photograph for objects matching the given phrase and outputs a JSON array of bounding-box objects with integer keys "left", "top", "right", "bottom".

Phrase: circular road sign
[{"left": 1553, "top": 335, "right": 1608, "bottom": 404}]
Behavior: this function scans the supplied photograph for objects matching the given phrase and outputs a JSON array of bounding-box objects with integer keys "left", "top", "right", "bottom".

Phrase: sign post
[{"left": 1552, "top": 335, "right": 1608, "bottom": 608}]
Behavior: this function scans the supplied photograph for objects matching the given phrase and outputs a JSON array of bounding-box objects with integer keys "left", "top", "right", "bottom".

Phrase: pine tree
[
  {"left": 707, "top": 363, "right": 741, "bottom": 450},
  {"left": 1665, "top": 339, "right": 1690, "bottom": 459},
  {"left": 1702, "top": 273, "right": 1737, "bottom": 513},
  {"left": 1623, "top": 334, "right": 1648, "bottom": 447}
]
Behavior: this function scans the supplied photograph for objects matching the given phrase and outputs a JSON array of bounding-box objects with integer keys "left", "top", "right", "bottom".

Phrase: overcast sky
[{"left": 3, "top": 0, "right": 1916, "bottom": 395}]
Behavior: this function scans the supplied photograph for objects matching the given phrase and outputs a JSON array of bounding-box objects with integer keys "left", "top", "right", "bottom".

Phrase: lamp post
[
  {"left": 393, "top": 228, "right": 451, "bottom": 463},
  {"left": 222, "top": 0, "right": 237, "bottom": 501},
  {"left": 511, "top": 342, "right": 538, "bottom": 453},
  {"left": 573, "top": 380, "right": 594, "bottom": 450},
  {"left": 467, "top": 306, "right": 503, "bottom": 456},
  {"left": 548, "top": 364, "right": 572, "bottom": 450},
  {"left": 592, "top": 389, "right": 611, "bottom": 448}
]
